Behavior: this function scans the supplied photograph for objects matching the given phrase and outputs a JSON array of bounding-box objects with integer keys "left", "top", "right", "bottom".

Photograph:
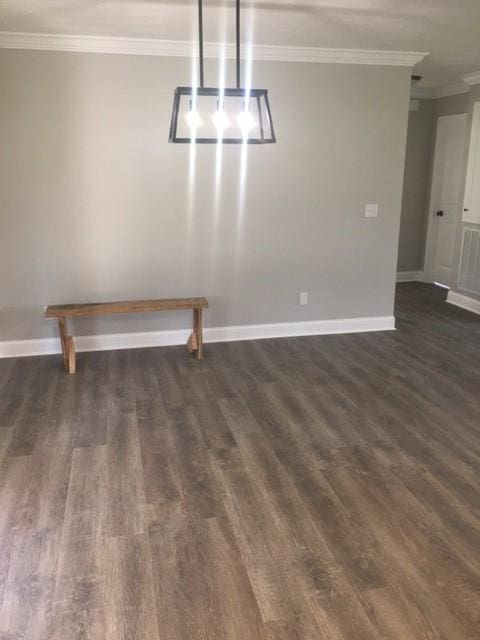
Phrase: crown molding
[
  {"left": 0, "top": 31, "right": 427, "bottom": 66},
  {"left": 434, "top": 82, "right": 470, "bottom": 98},
  {"left": 462, "top": 71, "right": 480, "bottom": 86},
  {"left": 411, "top": 81, "right": 470, "bottom": 100}
]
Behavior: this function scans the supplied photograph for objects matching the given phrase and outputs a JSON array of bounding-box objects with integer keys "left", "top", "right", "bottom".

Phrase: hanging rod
[
  {"left": 198, "top": 0, "right": 204, "bottom": 87},
  {"left": 236, "top": 0, "right": 240, "bottom": 89},
  {"left": 197, "top": 0, "right": 241, "bottom": 89}
]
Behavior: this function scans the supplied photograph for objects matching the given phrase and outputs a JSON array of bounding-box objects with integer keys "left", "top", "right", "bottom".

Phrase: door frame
[{"left": 423, "top": 112, "right": 467, "bottom": 285}]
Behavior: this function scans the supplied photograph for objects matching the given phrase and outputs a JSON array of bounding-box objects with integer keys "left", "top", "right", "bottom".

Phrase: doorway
[{"left": 423, "top": 113, "right": 468, "bottom": 288}]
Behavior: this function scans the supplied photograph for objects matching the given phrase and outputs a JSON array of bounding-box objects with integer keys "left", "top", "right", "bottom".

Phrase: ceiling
[{"left": 1, "top": 0, "right": 480, "bottom": 88}]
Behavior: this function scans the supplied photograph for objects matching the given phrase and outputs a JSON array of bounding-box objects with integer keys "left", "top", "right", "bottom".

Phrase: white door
[
  {"left": 463, "top": 101, "right": 480, "bottom": 224},
  {"left": 424, "top": 113, "right": 467, "bottom": 287}
]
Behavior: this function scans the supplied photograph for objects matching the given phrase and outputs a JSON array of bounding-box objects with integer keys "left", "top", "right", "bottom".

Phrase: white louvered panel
[{"left": 458, "top": 227, "right": 480, "bottom": 294}]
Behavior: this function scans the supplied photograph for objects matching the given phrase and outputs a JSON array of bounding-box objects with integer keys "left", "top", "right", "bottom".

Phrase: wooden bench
[{"left": 45, "top": 297, "right": 209, "bottom": 374}]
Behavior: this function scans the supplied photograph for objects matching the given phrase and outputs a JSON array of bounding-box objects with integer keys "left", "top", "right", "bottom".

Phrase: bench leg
[
  {"left": 57, "top": 318, "right": 76, "bottom": 374},
  {"left": 194, "top": 307, "right": 203, "bottom": 360},
  {"left": 67, "top": 336, "right": 76, "bottom": 374},
  {"left": 187, "top": 330, "right": 198, "bottom": 354},
  {"left": 186, "top": 307, "right": 204, "bottom": 359},
  {"left": 58, "top": 318, "right": 68, "bottom": 370}
]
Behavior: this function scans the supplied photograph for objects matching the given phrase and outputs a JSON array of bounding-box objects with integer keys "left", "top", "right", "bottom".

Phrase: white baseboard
[
  {"left": 0, "top": 315, "right": 395, "bottom": 359},
  {"left": 396, "top": 270, "right": 424, "bottom": 283},
  {"left": 446, "top": 290, "right": 480, "bottom": 315},
  {"left": 0, "top": 337, "right": 60, "bottom": 359}
]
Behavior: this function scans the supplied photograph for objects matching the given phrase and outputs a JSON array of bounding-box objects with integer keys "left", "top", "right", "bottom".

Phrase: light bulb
[
  {"left": 185, "top": 108, "right": 202, "bottom": 129},
  {"left": 237, "top": 109, "right": 256, "bottom": 134},
  {"left": 212, "top": 109, "right": 231, "bottom": 132}
]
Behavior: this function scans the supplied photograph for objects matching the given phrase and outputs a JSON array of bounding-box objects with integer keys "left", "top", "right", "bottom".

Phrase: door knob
[{"left": 436, "top": 210, "right": 444, "bottom": 217}]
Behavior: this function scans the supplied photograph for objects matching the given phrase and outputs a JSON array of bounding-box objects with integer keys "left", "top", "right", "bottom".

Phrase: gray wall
[
  {"left": 397, "top": 100, "right": 434, "bottom": 272},
  {"left": 0, "top": 50, "right": 411, "bottom": 341},
  {"left": 432, "top": 93, "right": 471, "bottom": 119},
  {"left": 397, "top": 92, "right": 470, "bottom": 273}
]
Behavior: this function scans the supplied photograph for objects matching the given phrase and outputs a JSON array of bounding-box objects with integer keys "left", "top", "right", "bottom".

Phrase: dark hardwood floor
[{"left": 1, "top": 283, "right": 480, "bottom": 639}]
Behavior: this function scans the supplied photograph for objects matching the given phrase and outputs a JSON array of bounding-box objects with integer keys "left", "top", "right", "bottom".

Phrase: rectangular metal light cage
[{"left": 169, "top": 86, "right": 276, "bottom": 144}]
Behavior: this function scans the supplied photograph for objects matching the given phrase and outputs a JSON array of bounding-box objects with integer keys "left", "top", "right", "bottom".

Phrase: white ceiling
[{"left": 1, "top": 0, "right": 480, "bottom": 87}]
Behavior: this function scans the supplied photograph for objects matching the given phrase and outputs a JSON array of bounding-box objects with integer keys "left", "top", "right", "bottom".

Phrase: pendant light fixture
[{"left": 168, "top": 0, "right": 276, "bottom": 144}]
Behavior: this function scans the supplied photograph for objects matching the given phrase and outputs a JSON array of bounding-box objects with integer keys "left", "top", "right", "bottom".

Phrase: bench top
[{"left": 45, "top": 297, "right": 209, "bottom": 318}]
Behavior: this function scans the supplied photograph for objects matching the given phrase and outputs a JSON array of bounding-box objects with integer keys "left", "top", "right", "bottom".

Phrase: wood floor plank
[
  {"left": 18, "top": 373, "right": 76, "bottom": 534},
  {"left": 0, "top": 455, "right": 34, "bottom": 607},
  {"left": 132, "top": 353, "right": 183, "bottom": 513},
  {"left": 6, "top": 359, "right": 59, "bottom": 457},
  {"left": 192, "top": 397, "right": 238, "bottom": 450},
  {"left": 0, "top": 425, "right": 14, "bottom": 469},
  {"left": 167, "top": 405, "right": 224, "bottom": 519},
  {"left": 0, "top": 527, "right": 61, "bottom": 640},
  {"left": 71, "top": 351, "right": 109, "bottom": 449},
  {"left": 51, "top": 446, "right": 108, "bottom": 640},
  {"left": 0, "top": 358, "right": 41, "bottom": 433},
  {"left": 104, "top": 358, "right": 147, "bottom": 536},
  {"left": 148, "top": 504, "right": 267, "bottom": 640},
  {"left": 102, "top": 534, "right": 160, "bottom": 640},
  {"left": 209, "top": 443, "right": 302, "bottom": 623},
  {"left": 361, "top": 587, "right": 439, "bottom": 640},
  {"left": 230, "top": 390, "right": 386, "bottom": 593},
  {"left": 218, "top": 396, "right": 346, "bottom": 600},
  {"left": 0, "top": 359, "right": 16, "bottom": 395},
  {"left": 105, "top": 409, "right": 147, "bottom": 537},
  {"left": 322, "top": 463, "right": 477, "bottom": 638}
]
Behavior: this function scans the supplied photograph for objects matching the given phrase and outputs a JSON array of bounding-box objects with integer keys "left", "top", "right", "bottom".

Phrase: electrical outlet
[
  {"left": 365, "top": 203, "right": 379, "bottom": 218},
  {"left": 299, "top": 292, "right": 308, "bottom": 305}
]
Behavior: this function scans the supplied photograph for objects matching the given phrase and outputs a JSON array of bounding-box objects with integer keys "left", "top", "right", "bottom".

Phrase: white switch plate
[
  {"left": 299, "top": 292, "right": 308, "bottom": 305},
  {"left": 365, "top": 203, "right": 379, "bottom": 218}
]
